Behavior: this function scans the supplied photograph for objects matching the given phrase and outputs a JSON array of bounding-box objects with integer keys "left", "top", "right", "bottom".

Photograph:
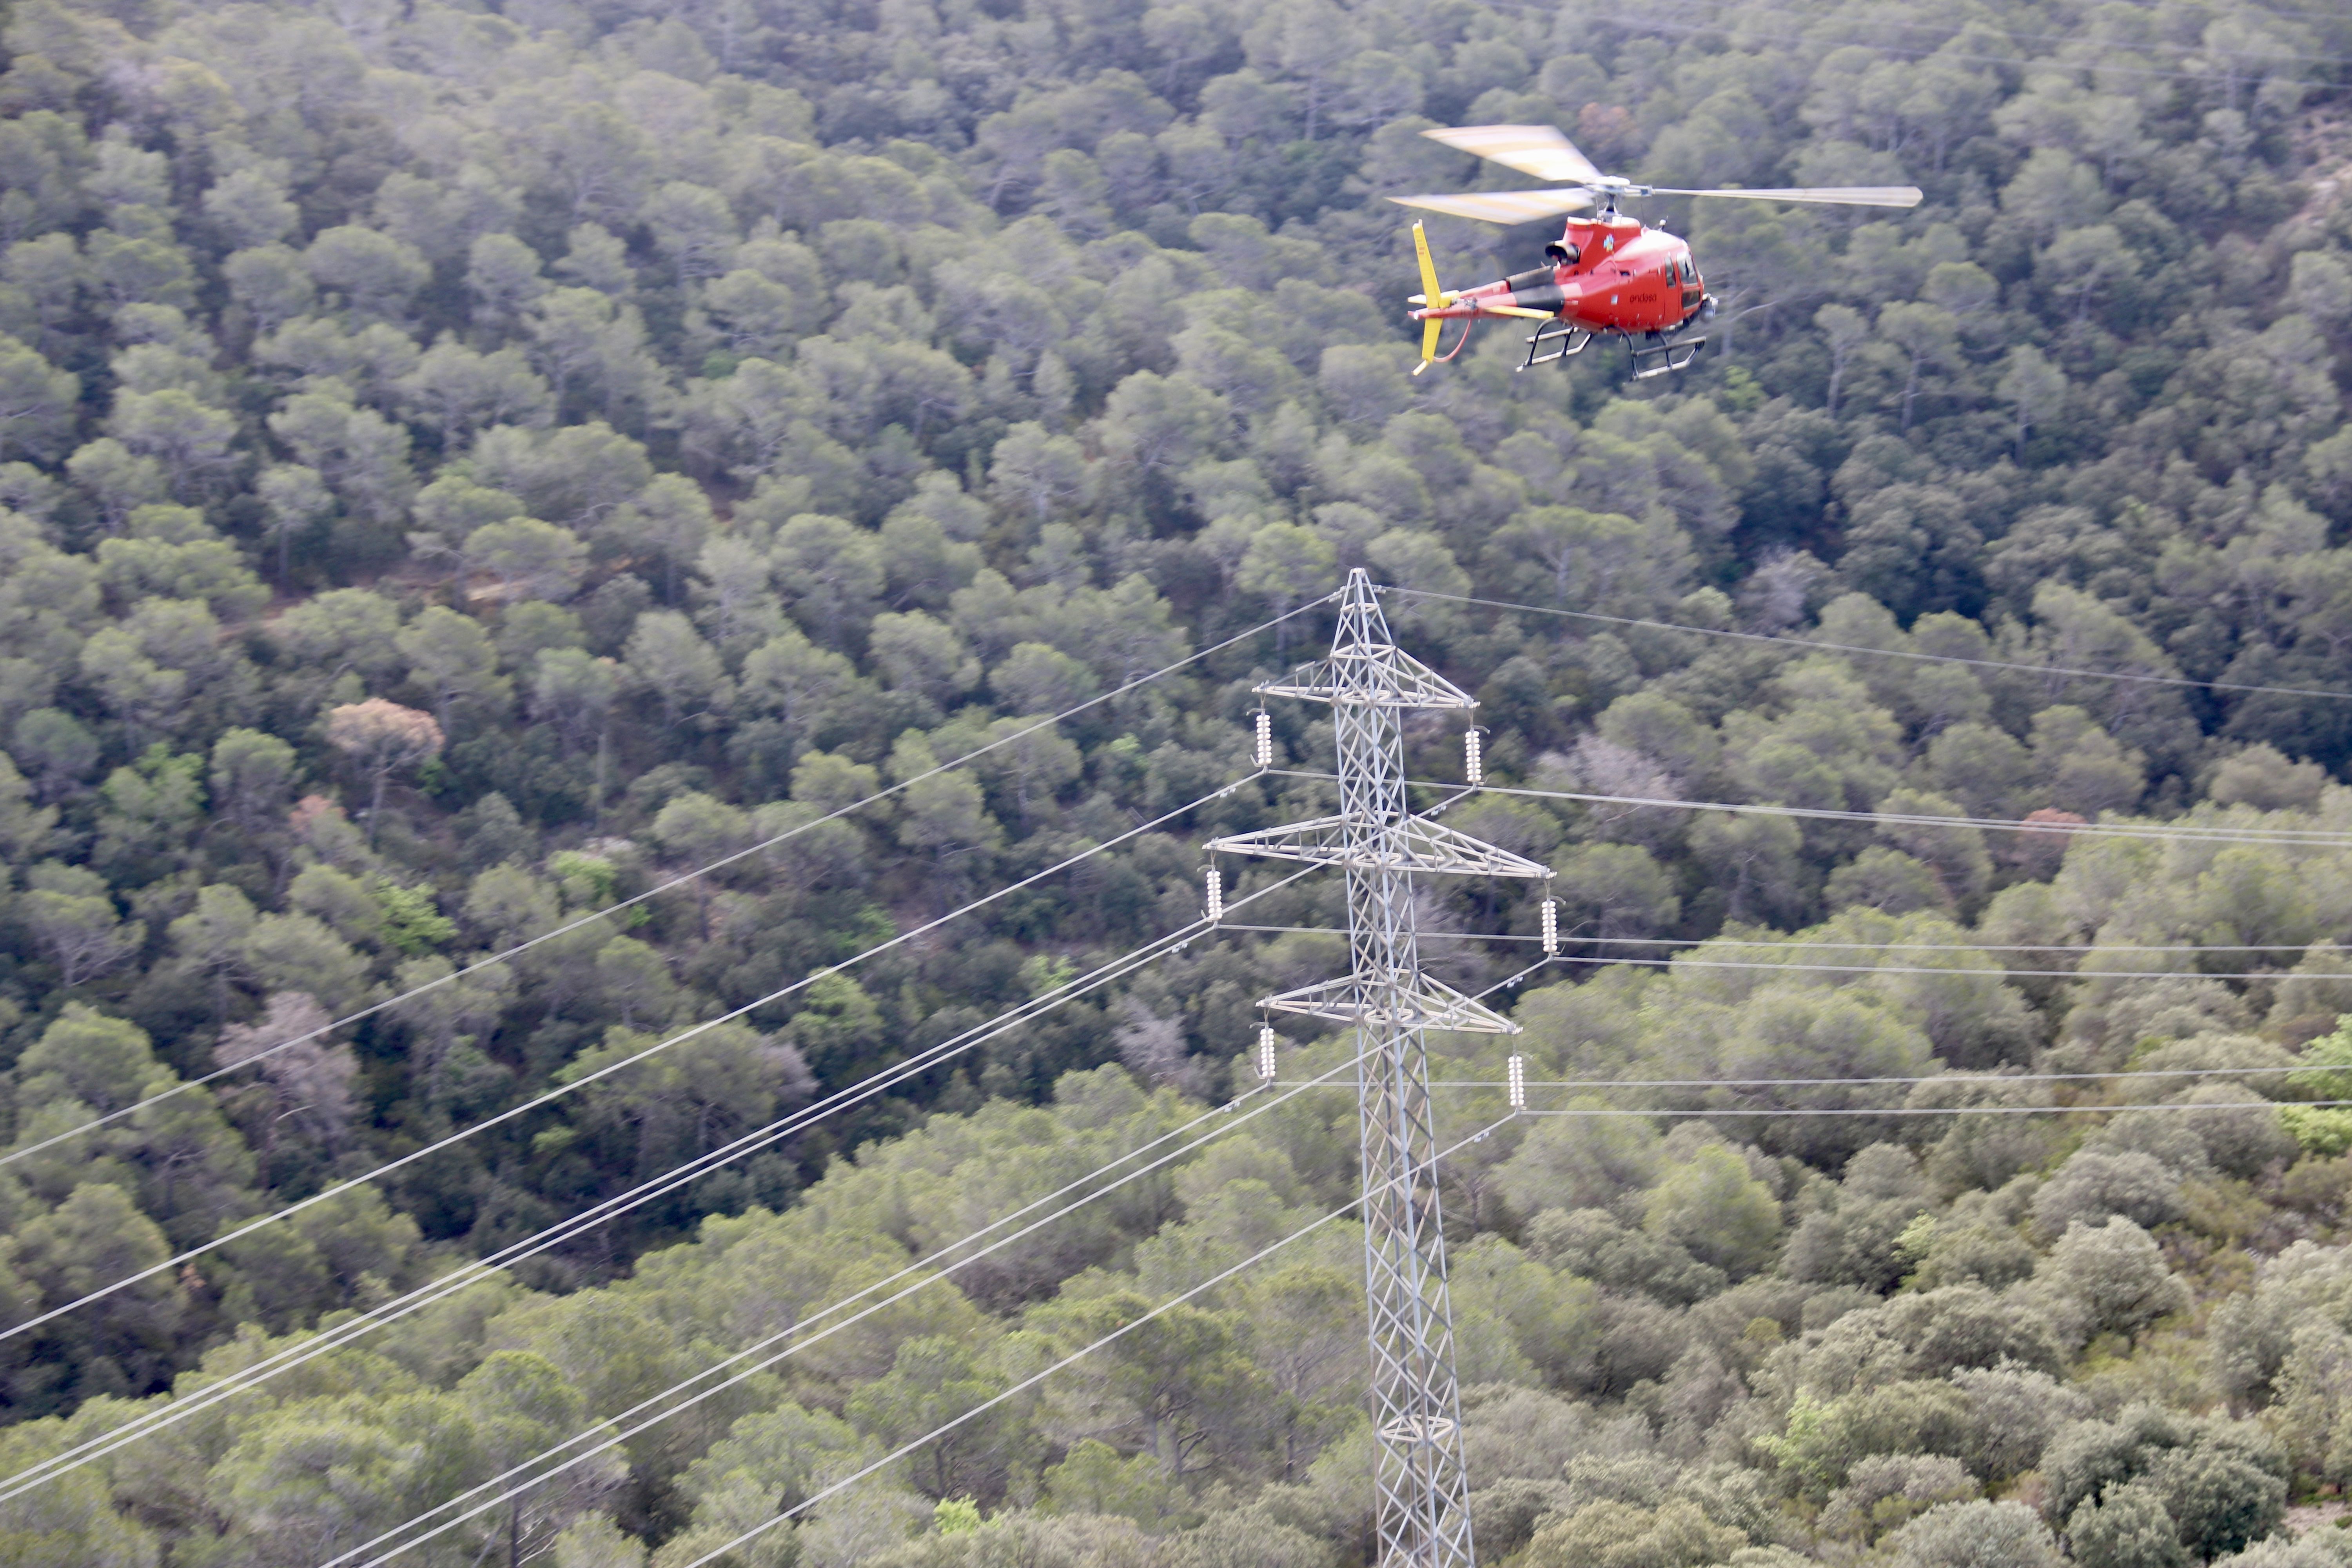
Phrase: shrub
[
  {"left": 2067, "top": 1481, "right": 2187, "bottom": 1568},
  {"left": 1884, "top": 1500, "right": 2063, "bottom": 1568},
  {"left": 2031, "top": 1150, "right": 2183, "bottom": 1238}
]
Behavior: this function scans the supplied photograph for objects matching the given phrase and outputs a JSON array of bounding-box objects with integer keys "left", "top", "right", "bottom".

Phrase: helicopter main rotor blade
[
  {"left": 1649, "top": 185, "right": 1924, "bottom": 208},
  {"left": 1388, "top": 189, "right": 1595, "bottom": 224},
  {"left": 1421, "top": 124, "right": 1605, "bottom": 186}
]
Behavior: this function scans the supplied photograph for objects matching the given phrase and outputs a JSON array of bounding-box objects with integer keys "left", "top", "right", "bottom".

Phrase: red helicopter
[{"left": 1394, "top": 125, "right": 1921, "bottom": 379}]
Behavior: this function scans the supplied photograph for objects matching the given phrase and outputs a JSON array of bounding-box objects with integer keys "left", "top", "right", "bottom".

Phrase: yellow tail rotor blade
[
  {"left": 1411, "top": 220, "right": 1451, "bottom": 374},
  {"left": 1412, "top": 221, "right": 1446, "bottom": 309}
]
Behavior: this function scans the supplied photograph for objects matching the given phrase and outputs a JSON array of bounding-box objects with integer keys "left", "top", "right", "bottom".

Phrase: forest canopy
[{"left": 2, "top": 0, "right": 2352, "bottom": 1561}]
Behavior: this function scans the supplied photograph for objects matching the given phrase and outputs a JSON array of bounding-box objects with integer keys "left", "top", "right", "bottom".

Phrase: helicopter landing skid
[
  {"left": 1519, "top": 321, "right": 1592, "bottom": 368},
  {"left": 1628, "top": 330, "right": 1707, "bottom": 379}
]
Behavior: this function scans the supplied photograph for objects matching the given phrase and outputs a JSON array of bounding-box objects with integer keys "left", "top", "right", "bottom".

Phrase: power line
[
  {"left": 0, "top": 776, "right": 1262, "bottom": 1349},
  {"left": 1615, "top": 0, "right": 2352, "bottom": 69},
  {"left": 665, "top": 1116, "right": 1512, "bottom": 1568},
  {"left": 1538, "top": 951, "right": 2328, "bottom": 982},
  {"left": 1511, "top": 1099, "right": 2352, "bottom": 1117},
  {"left": 0, "top": 873, "right": 1321, "bottom": 1507},
  {"left": 2091, "top": 0, "right": 2352, "bottom": 30},
  {"left": 1373, "top": 775, "right": 2352, "bottom": 849},
  {"left": 327, "top": 1048, "right": 1375, "bottom": 1567},
  {"left": 1382, "top": 587, "right": 2352, "bottom": 704},
  {"left": 1238, "top": 915, "right": 2342, "bottom": 978},
  {"left": 1556, "top": 6, "right": 2349, "bottom": 87},
  {"left": 1427, "top": 1063, "right": 2336, "bottom": 1089},
  {"left": 1217, "top": 923, "right": 2352, "bottom": 956},
  {"left": 1223, "top": 954, "right": 2345, "bottom": 1087},
  {"left": 1474, "top": 0, "right": 2352, "bottom": 94},
  {"left": 9, "top": 765, "right": 1446, "bottom": 1499},
  {"left": 340, "top": 949, "right": 1550, "bottom": 1566},
  {"left": 2, "top": 598, "right": 1335, "bottom": 1173}
]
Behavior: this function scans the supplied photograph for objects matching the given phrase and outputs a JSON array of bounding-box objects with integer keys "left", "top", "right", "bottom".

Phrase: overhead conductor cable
[
  {"left": 662, "top": 1116, "right": 1515, "bottom": 1568},
  {"left": 1382, "top": 585, "right": 2352, "bottom": 703},
  {"left": 1, "top": 595, "right": 1341, "bottom": 1174},
  {"left": 334, "top": 920, "right": 1532, "bottom": 1568},
  {"left": 321, "top": 1045, "right": 1375, "bottom": 1568},
  {"left": 24, "top": 781, "right": 1512, "bottom": 1503},
  {"left": 0, "top": 781, "right": 1243, "bottom": 1350},
  {"left": 0, "top": 858, "right": 1323, "bottom": 1506}
]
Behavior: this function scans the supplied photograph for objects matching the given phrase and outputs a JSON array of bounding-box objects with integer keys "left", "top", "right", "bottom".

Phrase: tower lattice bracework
[{"left": 1211, "top": 570, "right": 1547, "bottom": 1568}]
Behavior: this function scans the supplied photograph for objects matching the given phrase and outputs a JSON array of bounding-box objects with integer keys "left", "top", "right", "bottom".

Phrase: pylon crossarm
[
  {"left": 1259, "top": 974, "right": 1520, "bottom": 1034},
  {"left": 1258, "top": 646, "right": 1477, "bottom": 710},
  {"left": 1208, "top": 816, "right": 1550, "bottom": 878}
]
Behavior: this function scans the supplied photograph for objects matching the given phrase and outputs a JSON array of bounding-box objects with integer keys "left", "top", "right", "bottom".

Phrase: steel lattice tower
[{"left": 1212, "top": 570, "right": 1546, "bottom": 1568}]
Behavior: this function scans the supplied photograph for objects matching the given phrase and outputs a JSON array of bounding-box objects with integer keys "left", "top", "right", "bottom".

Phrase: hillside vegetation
[{"left": 3, "top": 0, "right": 2352, "bottom": 1561}]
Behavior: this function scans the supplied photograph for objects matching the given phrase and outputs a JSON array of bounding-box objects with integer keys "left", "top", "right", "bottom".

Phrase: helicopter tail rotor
[{"left": 1410, "top": 221, "right": 1450, "bottom": 374}]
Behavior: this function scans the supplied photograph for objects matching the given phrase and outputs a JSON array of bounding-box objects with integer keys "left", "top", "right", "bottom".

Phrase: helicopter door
[{"left": 1679, "top": 256, "right": 1704, "bottom": 310}]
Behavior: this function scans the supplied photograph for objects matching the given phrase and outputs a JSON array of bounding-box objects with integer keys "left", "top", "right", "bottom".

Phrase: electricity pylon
[{"left": 1211, "top": 570, "right": 1546, "bottom": 1568}]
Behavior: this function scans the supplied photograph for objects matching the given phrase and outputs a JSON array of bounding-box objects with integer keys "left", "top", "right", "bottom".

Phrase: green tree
[
  {"left": 0, "top": 332, "right": 79, "bottom": 463},
  {"left": 782, "top": 973, "right": 885, "bottom": 1082},
  {"left": 650, "top": 790, "right": 750, "bottom": 936},
  {"left": 393, "top": 339, "right": 552, "bottom": 444},
  {"left": 11, "top": 708, "right": 98, "bottom": 806},
  {"left": 396, "top": 606, "right": 510, "bottom": 730},
  {"left": 241, "top": 913, "right": 371, "bottom": 1018},
  {"left": 457, "top": 1350, "right": 628, "bottom": 1563},
  {"left": 890, "top": 732, "right": 1002, "bottom": 871},
  {"left": 22, "top": 861, "right": 143, "bottom": 986},
  {"left": 209, "top": 1390, "right": 481, "bottom": 1566},
  {"left": 304, "top": 224, "right": 431, "bottom": 320},
  {"left": 847, "top": 1336, "right": 1015, "bottom": 1502},
  {"left": 561, "top": 1020, "right": 811, "bottom": 1182},
  {"left": 869, "top": 612, "right": 979, "bottom": 708},
  {"left": 623, "top": 610, "right": 728, "bottom": 728},
  {"left": 737, "top": 626, "right": 858, "bottom": 765},
  {"left": 1236, "top": 519, "right": 1338, "bottom": 634},
  {"left": 1642, "top": 1144, "right": 1780, "bottom": 1280},
  {"left": 1032, "top": 1289, "right": 1264, "bottom": 1479},
  {"left": 2037, "top": 1218, "right": 2190, "bottom": 1347},
  {"left": 463, "top": 518, "right": 589, "bottom": 602},
  {"left": 770, "top": 512, "right": 885, "bottom": 644}
]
